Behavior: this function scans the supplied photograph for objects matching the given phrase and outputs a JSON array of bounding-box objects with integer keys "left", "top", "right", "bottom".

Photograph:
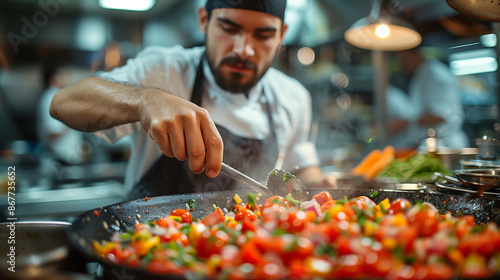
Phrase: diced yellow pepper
[
  {"left": 131, "top": 235, "right": 160, "bottom": 256},
  {"left": 188, "top": 223, "right": 206, "bottom": 248},
  {"left": 325, "top": 205, "right": 344, "bottom": 220},
  {"left": 207, "top": 254, "right": 222, "bottom": 269},
  {"left": 382, "top": 237, "right": 397, "bottom": 250},
  {"left": 92, "top": 240, "right": 117, "bottom": 257},
  {"left": 376, "top": 198, "right": 390, "bottom": 212},
  {"left": 392, "top": 213, "right": 408, "bottom": 227},
  {"left": 225, "top": 219, "right": 238, "bottom": 229},
  {"left": 363, "top": 220, "right": 379, "bottom": 236},
  {"left": 168, "top": 215, "right": 182, "bottom": 223},
  {"left": 233, "top": 194, "right": 243, "bottom": 204}
]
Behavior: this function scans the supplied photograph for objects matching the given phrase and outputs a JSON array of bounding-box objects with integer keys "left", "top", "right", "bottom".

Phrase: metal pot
[
  {"left": 0, "top": 221, "right": 87, "bottom": 279},
  {"left": 437, "top": 147, "right": 477, "bottom": 171}
]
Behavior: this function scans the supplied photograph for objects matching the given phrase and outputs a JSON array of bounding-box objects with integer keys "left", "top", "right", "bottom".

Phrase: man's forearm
[{"left": 50, "top": 76, "right": 143, "bottom": 132}]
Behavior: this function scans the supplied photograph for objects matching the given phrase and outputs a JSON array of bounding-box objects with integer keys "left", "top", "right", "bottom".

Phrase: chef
[
  {"left": 387, "top": 48, "right": 469, "bottom": 150},
  {"left": 50, "top": 0, "right": 337, "bottom": 199}
]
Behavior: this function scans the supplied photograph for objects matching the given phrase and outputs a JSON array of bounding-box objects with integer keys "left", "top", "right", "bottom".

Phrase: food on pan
[{"left": 93, "top": 192, "right": 500, "bottom": 279}]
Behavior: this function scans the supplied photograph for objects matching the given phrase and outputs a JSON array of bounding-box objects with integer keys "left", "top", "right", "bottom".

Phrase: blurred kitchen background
[{"left": 0, "top": 0, "right": 498, "bottom": 221}]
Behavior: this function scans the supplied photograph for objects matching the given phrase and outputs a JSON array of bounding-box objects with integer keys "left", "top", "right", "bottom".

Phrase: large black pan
[{"left": 67, "top": 189, "right": 500, "bottom": 280}]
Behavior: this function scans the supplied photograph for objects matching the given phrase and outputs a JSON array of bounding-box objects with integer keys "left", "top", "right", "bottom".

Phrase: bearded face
[{"left": 202, "top": 8, "right": 286, "bottom": 95}]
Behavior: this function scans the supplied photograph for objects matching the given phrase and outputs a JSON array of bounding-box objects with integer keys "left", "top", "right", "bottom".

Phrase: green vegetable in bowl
[{"left": 377, "top": 153, "right": 452, "bottom": 182}]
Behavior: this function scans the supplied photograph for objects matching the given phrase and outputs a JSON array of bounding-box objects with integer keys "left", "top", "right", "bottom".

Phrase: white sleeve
[
  {"left": 39, "top": 89, "right": 67, "bottom": 135},
  {"left": 421, "top": 63, "right": 463, "bottom": 123},
  {"left": 281, "top": 84, "right": 320, "bottom": 171}
]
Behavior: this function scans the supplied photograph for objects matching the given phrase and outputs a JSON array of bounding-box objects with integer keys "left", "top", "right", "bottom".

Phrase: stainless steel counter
[
  {"left": 0, "top": 180, "right": 127, "bottom": 221},
  {"left": 0, "top": 162, "right": 128, "bottom": 221}
]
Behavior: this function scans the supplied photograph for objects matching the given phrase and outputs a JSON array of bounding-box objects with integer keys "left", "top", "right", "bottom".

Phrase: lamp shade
[
  {"left": 344, "top": 15, "right": 422, "bottom": 51},
  {"left": 446, "top": 0, "right": 500, "bottom": 22}
]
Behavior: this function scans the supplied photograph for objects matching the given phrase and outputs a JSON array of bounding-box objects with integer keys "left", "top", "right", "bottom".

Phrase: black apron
[{"left": 128, "top": 55, "right": 279, "bottom": 199}]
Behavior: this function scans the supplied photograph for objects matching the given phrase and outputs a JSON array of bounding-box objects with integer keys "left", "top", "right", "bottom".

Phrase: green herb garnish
[
  {"left": 368, "top": 191, "right": 379, "bottom": 198},
  {"left": 285, "top": 194, "right": 300, "bottom": 207},
  {"left": 188, "top": 199, "right": 197, "bottom": 211}
]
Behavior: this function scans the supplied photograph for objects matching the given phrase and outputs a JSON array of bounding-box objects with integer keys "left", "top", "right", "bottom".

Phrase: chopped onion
[{"left": 300, "top": 199, "right": 321, "bottom": 217}]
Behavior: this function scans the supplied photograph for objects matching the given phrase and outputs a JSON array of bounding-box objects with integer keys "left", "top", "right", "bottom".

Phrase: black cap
[{"left": 205, "top": 0, "right": 287, "bottom": 22}]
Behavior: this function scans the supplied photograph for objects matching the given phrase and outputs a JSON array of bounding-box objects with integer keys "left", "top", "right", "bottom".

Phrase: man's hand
[{"left": 138, "top": 90, "right": 223, "bottom": 178}]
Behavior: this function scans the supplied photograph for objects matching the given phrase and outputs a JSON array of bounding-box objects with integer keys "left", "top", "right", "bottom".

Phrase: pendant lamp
[
  {"left": 344, "top": 0, "right": 422, "bottom": 51},
  {"left": 446, "top": 0, "right": 500, "bottom": 22}
]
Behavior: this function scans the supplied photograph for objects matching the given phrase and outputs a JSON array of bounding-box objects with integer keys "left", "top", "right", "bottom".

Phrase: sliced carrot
[
  {"left": 362, "top": 146, "right": 395, "bottom": 181},
  {"left": 351, "top": 149, "right": 382, "bottom": 176}
]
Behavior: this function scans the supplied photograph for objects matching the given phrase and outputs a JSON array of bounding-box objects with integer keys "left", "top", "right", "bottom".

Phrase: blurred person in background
[
  {"left": 37, "top": 62, "right": 84, "bottom": 166},
  {"left": 387, "top": 48, "right": 469, "bottom": 150},
  {"left": 50, "top": 0, "right": 337, "bottom": 199}
]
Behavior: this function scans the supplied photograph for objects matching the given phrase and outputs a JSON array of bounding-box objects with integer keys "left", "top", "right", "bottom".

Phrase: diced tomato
[
  {"left": 357, "top": 196, "right": 377, "bottom": 207},
  {"left": 253, "top": 229, "right": 288, "bottom": 257},
  {"left": 286, "top": 237, "right": 314, "bottom": 262},
  {"left": 241, "top": 217, "right": 257, "bottom": 232},
  {"left": 234, "top": 207, "right": 257, "bottom": 222},
  {"left": 147, "top": 260, "right": 186, "bottom": 275},
  {"left": 260, "top": 196, "right": 290, "bottom": 213},
  {"left": 461, "top": 254, "right": 494, "bottom": 279},
  {"left": 288, "top": 259, "right": 307, "bottom": 279},
  {"left": 406, "top": 204, "right": 438, "bottom": 237},
  {"left": 303, "top": 257, "right": 333, "bottom": 277},
  {"left": 278, "top": 209, "right": 308, "bottom": 233},
  {"left": 170, "top": 209, "right": 193, "bottom": 224},
  {"left": 156, "top": 217, "right": 182, "bottom": 229},
  {"left": 202, "top": 207, "right": 225, "bottom": 226},
  {"left": 336, "top": 236, "right": 356, "bottom": 256},
  {"left": 253, "top": 259, "right": 283, "bottom": 280},
  {"left": 459, "top": 215, "right": 475, "bottom": 226},
  {"left": 161, "top": 231, "right": 190, "bottom": 247},
  {"left": 352, "top": 196, "right": 377, "bottom": 210},
  {"left": 387, "top": 265, "right": 416, "bottom": 280},
  {"left": 387, "top": 198, "right": 411, "bottom": 215},
  {"left": 397, "top": 226, "right": 418, "bottom": 254},
  {"left": 363, "top": 250, "right": 395, "bottom": 278},
  {"left": 320, "top": 200, "right": 337, "bottom": 213},
  {"left": 239, "top": 241, "right": 262, "bottom": 264},
  {"left": 414, "top": 263, "right": 455, "bottom": 280},
  {"left": 195, "top": 229, "right": 229, "bottom": 259},
  {"left": 332, "top": 254, "right": 364, "bottom": 279},
  {"left": 108, "top": 246, "right": 135, "bottom": 264},
  {"left": 312, "top": 191, "right": 333, "bottom": 206},
  {"left": 458, "top": 227, "right": 498, "bottom": 256}
]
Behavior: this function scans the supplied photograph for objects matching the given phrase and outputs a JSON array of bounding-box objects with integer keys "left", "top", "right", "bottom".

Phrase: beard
[{"left": 206, "top": 52, "right": 276, "bottom": 94}]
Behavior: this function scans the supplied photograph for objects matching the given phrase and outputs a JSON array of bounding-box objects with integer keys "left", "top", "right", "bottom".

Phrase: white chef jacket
[
  {"left": 37, "top": 86, "right": 84, "bottom": 164},
  {"left": 387, "top": 60, "right": 469, "bottom": 149},
  {"left": 96, "top": 45, "right": 319, "bottom": 192}
]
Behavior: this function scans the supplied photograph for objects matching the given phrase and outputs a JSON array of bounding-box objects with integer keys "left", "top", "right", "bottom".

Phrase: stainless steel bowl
[
  {"left": 454, "top": 168, "right": 500, "bottom": 189},
  {"left": 0, "top": 221, "right": 71, "bottom": 273}
]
